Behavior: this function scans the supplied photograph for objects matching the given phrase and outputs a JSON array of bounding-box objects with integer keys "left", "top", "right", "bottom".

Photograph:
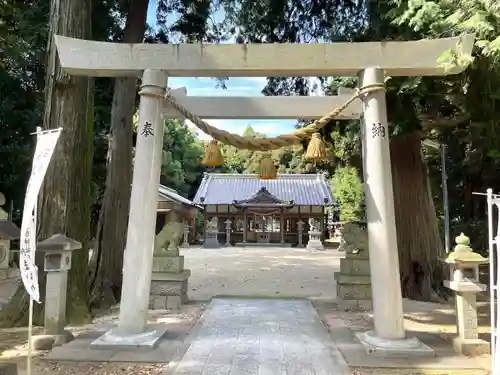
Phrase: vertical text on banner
[{"left": 20, "top": 128, "right": 62, "bottom": 303}]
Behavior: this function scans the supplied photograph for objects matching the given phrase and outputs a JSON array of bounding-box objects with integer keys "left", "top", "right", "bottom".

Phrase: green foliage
[
  {"left": 161, "top": 119, "right": 206, "bottom": 197},
  {"left": 332, "top": 166, "right": 364, "bottom": 222},
  {"left": 390, "top": 1, "right": 500, "bottom": 60},
  {"left": 386, "top": 0, "right": 500, "bottom": 248}
]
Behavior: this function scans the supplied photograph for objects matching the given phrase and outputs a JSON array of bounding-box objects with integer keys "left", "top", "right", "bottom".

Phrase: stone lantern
[
  {"left": 0, "top": 192, "right": 19, "bottom": 271},
  {"left": 443, "top": 233, "right": 489, "bottom": 356},
  {"left": 32, "top": 234, "right": 82, "bottom": 349},
  {"left": 306, "top": 218, "right": 324, "bottom": 251},
  {"left": 296, "top": 220, "right": 305, "bottom": 247}
]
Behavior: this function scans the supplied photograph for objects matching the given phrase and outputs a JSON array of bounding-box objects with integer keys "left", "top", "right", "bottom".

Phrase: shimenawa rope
[{"left": 139, "top": 83, "right": 385, "bottom": 151}]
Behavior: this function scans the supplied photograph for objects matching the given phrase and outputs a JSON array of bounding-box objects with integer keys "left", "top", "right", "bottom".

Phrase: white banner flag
[{"left": 20, "top": 128, "right": 62, "bottom": 303}]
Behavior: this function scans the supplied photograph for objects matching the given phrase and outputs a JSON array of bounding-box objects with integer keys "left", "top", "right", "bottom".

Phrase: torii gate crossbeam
[{"left": 52, "top": 35, "right": 474, "bottom": 356}]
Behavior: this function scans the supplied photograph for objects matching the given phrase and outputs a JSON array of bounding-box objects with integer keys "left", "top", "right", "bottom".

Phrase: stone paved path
[{"left": 170, "top": 298, "right": 350, "bottom": 375}]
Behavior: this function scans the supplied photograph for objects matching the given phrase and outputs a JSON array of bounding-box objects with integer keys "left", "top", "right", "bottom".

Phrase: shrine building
[
  {"left": 156, "top": 184, "right": 200, "bottom": 244},
  {"left": 193, "top": 173, "right": 334, "bottom": 246}
]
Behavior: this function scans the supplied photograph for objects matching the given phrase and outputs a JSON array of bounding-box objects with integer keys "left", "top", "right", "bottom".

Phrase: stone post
[
  {"left": 180, "top": 223, "right": 190, "bottom": 248},
  {"left": 357, "top": 68, "right": 431, "bottom": 356},
  {"left": 297, "top": 220, "right": 304, "bottom": 247},
  {"left": 243, "top": 213, "right": 247, "bottom": 243},
  {"left": 92, "top": 69, "right": 167, "bottom": 348},
  {"left": 224, "top": 219, "right": 232, "bottom": 247},
  {"left": 280, "top": 212, "right": 285, "bottom": 243},
  {"left": 32, "top": 234, "right": 81, "bottom": 349}
]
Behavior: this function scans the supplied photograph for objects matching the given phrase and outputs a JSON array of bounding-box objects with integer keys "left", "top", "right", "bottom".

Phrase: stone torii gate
[{"left": 54, "top": 35, "right": 474, "bottom": 352}]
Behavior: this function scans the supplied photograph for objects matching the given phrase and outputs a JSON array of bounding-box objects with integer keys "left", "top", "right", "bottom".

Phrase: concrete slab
[
  {"left": 356, "top": 331, "right": 434, "bottom": 358},
  {"left": 316, "top": 303, "right": 490, "bottom": 375},
  {"left": 43, "top": 306, "right": 204, "bottom": 363},
  {"left": 165, "top": 298, "right": 351, "bottom": 375},
  {"left": 90, "top": 324, "right": 167, "bottom": 349}
]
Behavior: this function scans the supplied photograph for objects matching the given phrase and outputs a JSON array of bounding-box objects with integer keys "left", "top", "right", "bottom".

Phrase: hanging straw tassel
[
  {"left": 305, "top": 133, "right": 327, "bottom": 161},
  {"left": 201, "top": 140, "right": 224, "bottom": 167},
  {"left": 258, "top": 153, "right": 277, "bottom": 180}
]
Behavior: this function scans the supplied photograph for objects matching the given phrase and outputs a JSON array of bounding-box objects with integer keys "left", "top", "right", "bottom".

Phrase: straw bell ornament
[
  {"left": 201, "top": 140, "right": 224, "bottom": 167},
  {"left": 305, "top": 133, "right": 327, "bottom": 161},
  {"left": 258, "top": 153, "right": 278, "bottom": 180}
]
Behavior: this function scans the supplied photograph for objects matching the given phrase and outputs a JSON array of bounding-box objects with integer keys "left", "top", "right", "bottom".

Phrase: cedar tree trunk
[
  {"left": 0, "top": 0, "right": 93, "bottom": 327},
  {"left": 390, "top": 131, "right": 445, "bottom": 302},
  {"left": 89, "top": 0, "right": 150, "bottom": 309}
]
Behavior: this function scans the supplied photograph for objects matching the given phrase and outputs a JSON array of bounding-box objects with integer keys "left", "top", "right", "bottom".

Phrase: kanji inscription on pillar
[
  {"left": 371, "top": 122, "right": 386, "bottom": 139},
  {"left": 141, "top": 121, "right": 154, "bottom": 137}
]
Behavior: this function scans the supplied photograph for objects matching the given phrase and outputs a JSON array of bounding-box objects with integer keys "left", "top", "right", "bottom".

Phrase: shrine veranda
[{"left": 53, "top": 34, "right": 474, "bottom": 354}]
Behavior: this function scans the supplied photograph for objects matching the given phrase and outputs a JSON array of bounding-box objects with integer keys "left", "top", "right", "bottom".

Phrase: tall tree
[
  {"left": 90, "top": 0, "right": 150, "bottom": 309},
  {"left": 216, "top": 0, "right": 452, "bottom": 301},
  {"left": 1, "top": 0, "right": 94, "bottom": 326}
]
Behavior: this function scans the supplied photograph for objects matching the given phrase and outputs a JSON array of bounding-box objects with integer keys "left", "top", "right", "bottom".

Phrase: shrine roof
[
  {"left": 0, "top": 220, "right": 20, "bottom": 239},
  {"left": 158, "top": 185, "right": 200, "bottom": 208},
  {"left": 193, "top": 173, "right": 334, "bottom": 206}
]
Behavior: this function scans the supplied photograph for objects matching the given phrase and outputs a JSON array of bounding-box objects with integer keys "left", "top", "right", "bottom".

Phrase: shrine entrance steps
[{"left": 166, "top": 298, "right": 351, "bottom": 375}]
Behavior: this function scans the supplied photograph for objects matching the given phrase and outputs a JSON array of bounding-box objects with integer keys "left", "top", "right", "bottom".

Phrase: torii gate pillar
[
  {"left": 357, "top": 68, "right": 433, "bottom": 356},
  {"left": 92, "top": 69, "right": 168, "bottom": 348}
]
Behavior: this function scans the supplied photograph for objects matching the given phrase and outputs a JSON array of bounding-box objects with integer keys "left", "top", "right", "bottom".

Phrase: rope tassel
[
  {"left": 202, "top": 140, "right": 224, "bottom": 167},
  {"left": 305, "top": 133, "right": 327, "bottom": 161},
  {"left": 258, "top": 153, "right": 277, "bottom": 180}
]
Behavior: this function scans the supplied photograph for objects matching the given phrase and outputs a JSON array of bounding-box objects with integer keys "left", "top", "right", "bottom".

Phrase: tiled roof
[
  {"left": 193, "top": 173, "right": 334, "bottom": 206},
  {"left": 158, "top": 185, "right": 200, "bottom": 208}
]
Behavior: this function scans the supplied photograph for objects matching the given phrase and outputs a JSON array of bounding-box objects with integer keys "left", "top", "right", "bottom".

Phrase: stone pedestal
[
  {"left": 452, "top": 292, "right": 489, "bottom": 356},
  {"left": 150, "top": 249, "right": 190, "bottom": 310},
  {"left": 335, "top": 249, "right": 372, "bottom": 310},
  {"left": 204, "top": 230, "right": 220, "bottom": 248},
  {"left": 306, "top": 230, "right": 324, "bottom": 251},
  {"left": 334, "top": 223, "right": 372, "bottom": 311},
  {"left": 257, "top": 232, "right": 270, "bottom": 244}
]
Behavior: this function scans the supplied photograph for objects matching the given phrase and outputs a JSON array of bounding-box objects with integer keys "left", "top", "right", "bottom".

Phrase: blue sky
[{"left": 146, "top": 0, "right": 299, "bottom": 141}]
